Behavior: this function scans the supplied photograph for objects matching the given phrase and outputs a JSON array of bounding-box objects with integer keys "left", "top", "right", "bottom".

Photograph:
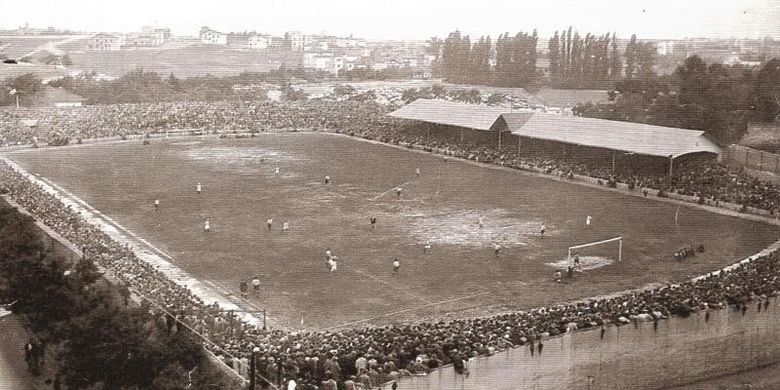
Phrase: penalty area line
[{"left": 372, "top": 180, "right": 411, "bottom": 201}]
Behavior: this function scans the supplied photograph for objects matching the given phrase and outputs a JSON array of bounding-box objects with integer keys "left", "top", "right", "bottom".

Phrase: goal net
[{"left": 568, "top": 236, "right": 623, "bottom": 268}]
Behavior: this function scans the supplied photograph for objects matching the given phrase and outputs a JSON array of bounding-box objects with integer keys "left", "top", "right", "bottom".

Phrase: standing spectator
[{"left": 239, "top": 279, "right": 248, "bottom": 298}]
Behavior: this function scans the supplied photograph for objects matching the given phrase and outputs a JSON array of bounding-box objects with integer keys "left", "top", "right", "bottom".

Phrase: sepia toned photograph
[{"left": 1, "top": 1, "right": 780, "bottom": 389}]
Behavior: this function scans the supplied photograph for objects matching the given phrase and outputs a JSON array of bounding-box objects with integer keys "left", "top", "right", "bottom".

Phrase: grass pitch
[{"left": 7, "top": 133, "right": 779, "bottom": 329}]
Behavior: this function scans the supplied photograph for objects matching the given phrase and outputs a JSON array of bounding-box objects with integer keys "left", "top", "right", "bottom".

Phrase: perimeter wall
[{"left": 390, "top": 292, "right": 780, "bottom": 389}]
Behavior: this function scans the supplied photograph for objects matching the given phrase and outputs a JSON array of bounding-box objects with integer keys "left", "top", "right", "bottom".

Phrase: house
[
  {"left": 413, "top": 70, "right": 432, "bottom": 79},
  {"left": 724, "top": 54, "right": 763, "bottom": 67},
  {"left": 302, "top": 51, "right": 357, "bottom": 75},
  {"left": 122, "top": 27, "right": 171, "bottom": 47},
  {"left": 200, "top": 27, "right": 227, "bottom": 45},
  {"left": 249, "top": 34, "right": 271, "bottom": 50},
  {"left": 154, "top": 28, "right": 171, "bottom": 42},
  {"left": 284, "top": 31, "right": 305, "bottom": 51},
  {"left": 226, "top": 34, "right": 251, "bottom": 48},
  {"left": 87, "top": 33, "right": 121, "bottom": 51}
]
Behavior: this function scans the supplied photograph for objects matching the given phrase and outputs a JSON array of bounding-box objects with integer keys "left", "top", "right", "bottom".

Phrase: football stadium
[{"left": 3, "top": 98, "right": 780, "bottom": 389}]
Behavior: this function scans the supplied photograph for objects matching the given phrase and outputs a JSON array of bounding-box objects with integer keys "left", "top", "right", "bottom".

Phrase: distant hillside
[{"left": 67, "top": 44, "right": 302, "bottom": 78}]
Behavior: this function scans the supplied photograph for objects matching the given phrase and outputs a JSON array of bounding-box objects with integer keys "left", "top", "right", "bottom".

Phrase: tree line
[
  {"left": 438, "top": 30, "right": 539, "bottom": 88},
  {"left": 0, "top": 204, "right": 238, "bottom": 389},
  {"left": 434, "top": 28, "right": 658, "bottom": 90},
  {"left": 574, "top": 56, "right": 780, "bottom": 145},
  {"left": 0, "top": 68, "right": 315, "bottom": 105}
]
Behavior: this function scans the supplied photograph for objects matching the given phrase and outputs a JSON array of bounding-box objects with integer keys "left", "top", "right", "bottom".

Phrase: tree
[
  {"left": 638, "top": 42, "right": 657, "bottom": 78},
  {"left": 625, "top": 34, "right": 638, "bottom": 79},
  {"left": 448, "top": 88, "right": 481, "bottom": 104},
  {"left": 1, "top": 73, "right": 44, "bottom": 106},
  {"left": 675, "top": 55, "right": 711, "bottom": 107},
  {"left": 333, "top": 84, "right": 357, "bottom": 97},
  {"left": 467, "top": 36, "right": 491, "bottom": 84},
  {"left": 609, "top": 33, "right": 622, "bottom": 78},
  {"left": 430, "top": 83, "right": 446, "bottom": 99},
  {"left": 754, "top": 58, "right": 780, "bottom": 122},
  {"left": 486, "top": 92, "right": 507, "bottom": 106},
  {"left": 441, "top": 30, "right": 471, "bottom": 83},
  {"left": 281, "top": 86, "right": 308, "bottom": 101},
  {"left": 548, "top": 31, "right": 560, "bottom": 77}
]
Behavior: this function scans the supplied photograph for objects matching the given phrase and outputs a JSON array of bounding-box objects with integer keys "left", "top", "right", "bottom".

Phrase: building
[
  {"left": 723, "top": 54, "right": 763, "bottom": 67},
  {"left": 87, "top": 33, "right": 121, "bottom": 51},
  {"left": 154, "top": 28, "right": 172, "bottom": 42},
  {"left": 118, "top": 26, "right": 171, "bottom": 48},
  {"left": 285, "top": 31, "right": 305, "bottom": 51},
  {"left": 248, "top": 34, "right": 271, "bottom": 50},
  {"left": 200, "top": 27, "right": 227, "bottom": 45},
  {"left": 302, "top": 51, "right": 357, "bottom": 75},
  {"left": 226, "top": 33, "right": 251, "bottom": 48}
]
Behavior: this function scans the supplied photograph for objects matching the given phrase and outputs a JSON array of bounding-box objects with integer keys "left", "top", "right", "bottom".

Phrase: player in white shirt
[
  {"left": 325, "top": 248, "right": 333, "bottom": 269},
  {"left": 477, "top": 218, "right": 484, "bottom": 230},
  {"left": 282, "top": 221, "right": 290, "bottom": 232},
  {"left": 493, "top": 243, "right": 501, "bottom": 257},
  {"left": 415, "top": 167, "right": 421, "bottom": 177},
  {"left": 392, "top": 259, "right": 400, "bottom": 274},
  {"left": 266, "top": 218, "right": 273, "bottom": 232},
  {"left": 251, "top": 276, "right": 261, "bottom": 297},
  {"left": 154, "top": 199, "right": 160, "bottom": 211},
  {"left": 196, "top": 182, "right": 202, "bottom": 194},
  {"left": 423, "top": 243, "right": 432, "bottom": 254},
  {"left": 324, "top": 175, "right": 331, "bottom": 184},
  {"left": 203, "top": 219, "right": 210, "bottom": 233},
  {"left": 274, "top": 167, "right": 280, "bottom": 177},
  {"left": 586, "top": 216, "right": 592, "bottom": 227},
  {"left": 329, "top": 256, "right": 338, "bottom": 272},
  {"left": 540, "top": 224, "right": 546, "bottom": 237},
  {"left": 396, "top": 187, "right": 402, "bottom": 198}
]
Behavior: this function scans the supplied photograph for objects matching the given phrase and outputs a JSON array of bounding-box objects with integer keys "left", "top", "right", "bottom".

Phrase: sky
[{"left": 1, "top": 0, "right": 779, "bottom": 40}]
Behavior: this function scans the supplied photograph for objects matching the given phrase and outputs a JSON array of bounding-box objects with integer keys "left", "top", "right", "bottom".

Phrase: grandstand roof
[
  {"left": 388, "top": 99, "right": 721, "bottom": 158},
  {"left": 388, "top": 99, "right": 508, "bottom": 131},
  {"left": 501, "top": 112, "right": 721, "bottom": 158}
]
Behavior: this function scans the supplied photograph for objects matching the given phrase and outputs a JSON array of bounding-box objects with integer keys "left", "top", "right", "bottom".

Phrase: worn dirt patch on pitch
[
  {"left": 546, "top": 256, "right": 614, "bottom": 270},
  {"left": 409, "top": 208, "right": 548, "bottom": 247}
]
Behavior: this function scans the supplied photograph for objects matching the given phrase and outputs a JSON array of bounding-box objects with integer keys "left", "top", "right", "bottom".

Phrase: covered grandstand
[{"left": 389, "top": 99, "right": 722, "bottom": 175}]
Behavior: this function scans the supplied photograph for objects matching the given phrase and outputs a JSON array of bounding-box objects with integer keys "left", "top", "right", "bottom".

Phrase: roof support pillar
[
  {"left": 612, "top": 152, "right": 616, "bottom": 173},
  {"left": 518, "top": 136, "right": 522, "bottom": 155}
]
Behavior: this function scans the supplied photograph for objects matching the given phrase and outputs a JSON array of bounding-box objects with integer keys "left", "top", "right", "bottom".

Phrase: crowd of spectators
[
  {"left": 1, "top": 161, "right": 779, "bottom": 389},
  {"left": 2, "top": 100, "right": 780, "bottom": 388},
  {"left": 3, "top": 99, "right": 780, "bottom": 213},
  {"left": 0, "top": 101, "right": 386, "bottom": 147}
]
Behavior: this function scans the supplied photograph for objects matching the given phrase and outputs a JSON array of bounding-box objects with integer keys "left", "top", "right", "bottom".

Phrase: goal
[{"left": 568, "top": 236, "right": 623, "bottom": 265}]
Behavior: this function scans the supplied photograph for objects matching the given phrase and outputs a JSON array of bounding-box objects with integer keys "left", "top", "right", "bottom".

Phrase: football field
[{"left": 7, "top": 133, "right": 780, "bottom": 330}]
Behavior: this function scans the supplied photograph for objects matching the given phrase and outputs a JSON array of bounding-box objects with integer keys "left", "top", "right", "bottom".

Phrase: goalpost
[{"left": 568, "top": 236, "right": 623, "bottom": 264}]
